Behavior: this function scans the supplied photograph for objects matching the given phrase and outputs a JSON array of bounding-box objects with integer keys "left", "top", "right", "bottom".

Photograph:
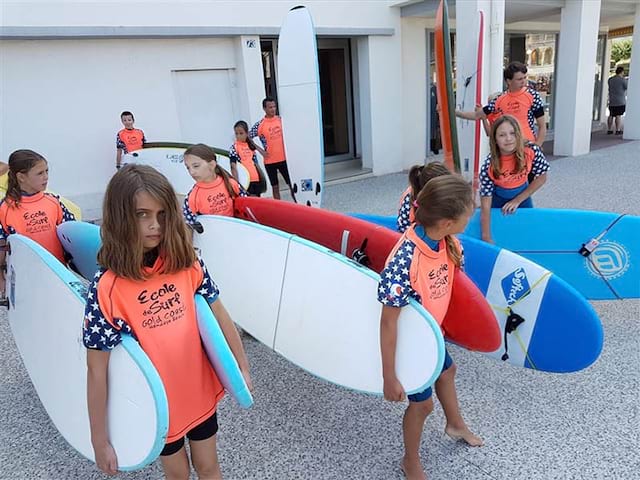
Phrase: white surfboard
[
  {"left": 455, "top": 11, "right": 484, "bottom": 184},
  {"left": 123, "top": 147, "right": 251, "bottom": 192},
  {"left": 193, "top": 215, "right": 445, "bottom": 395},
  {"left": 277, "top": 6, "right": 324, "bottom": 207},
  {"left": 6, "top": 234, "right": 168, "bottom": 470}
]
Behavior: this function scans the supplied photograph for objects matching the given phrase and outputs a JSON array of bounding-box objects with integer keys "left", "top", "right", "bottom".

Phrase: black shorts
[
  {"left": 264, "top": 161, "right": 291, "bottom": 187},
  {"left": 609, "top": 105, "right": 625, "bottom": 116},
  {"left": 247, "top": 181, "right": 263, "bottom": 196},
  {"left": 160, "top": 412, "right": 218, "bottom": 456}
]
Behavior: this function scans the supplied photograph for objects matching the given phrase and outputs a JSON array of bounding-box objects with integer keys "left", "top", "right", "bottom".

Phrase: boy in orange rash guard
[
  {"left": 250, "top": 97, "right": 297, "bottom": 202},
  {"left": 0, "top": 150, "right": 75, "bottom": 293},
  {"left": 84, "top": 164, "right": 252, "bottom": 478},
  {"left": 456, "top": 62, "right": 546, "bottom": 146},
  {"left": 182, "top": 143, "right": 247, "bottom": 226},
  {"left": 397, "top": 162, "right": 451, "bottom": 233},
  {"left": 379, "top": 175, "right": 482, "bottom": 480},
  {"left": 115, "top": 110, "right": 146, "bottom": 170},
  {"left": 229, "top": 120, "right": 267, "bottom": 197}
]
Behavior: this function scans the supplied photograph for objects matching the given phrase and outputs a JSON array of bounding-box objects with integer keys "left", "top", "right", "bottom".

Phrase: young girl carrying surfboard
[
  {"left": 229, "top": 121, "right": 267, "bottom": 197},
  {"left": 182, "top": 143, "right": 247, "bottom": 226},
  {"left": 84, "top": 164, "right": 252, "bottom": 477},
  {"left": 479, "top": 115, "right": 549, "bottom": 243},
  {"left": 380, "top": 175, "right": 482, "bottom": 480},
  {"left": 0, "top": 149, "right": 76, "bottom": 292},
  {"left": 397, "top": 162, "right": 451, "bottom": 233}
]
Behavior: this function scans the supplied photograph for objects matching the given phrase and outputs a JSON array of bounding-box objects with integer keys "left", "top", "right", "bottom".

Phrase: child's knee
[
  {"left": 408, "top": 398, "right": 434, "bottom": 418},
  {"left": 441, "top": 362, "right": 457, "bottom": 380}
]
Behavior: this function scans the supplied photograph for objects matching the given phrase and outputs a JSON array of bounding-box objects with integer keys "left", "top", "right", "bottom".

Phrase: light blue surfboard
[
  {"left": 464, "top": 209, "right": 640, "bottom": 300},
  {"left": 351, "top": 213, "right": 604, "bottom": 373},
  {"left": 56, "top": 221, "right": 253, "bottom": 408}
]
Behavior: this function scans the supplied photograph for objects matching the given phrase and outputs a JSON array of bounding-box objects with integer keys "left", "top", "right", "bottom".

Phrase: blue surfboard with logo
[
  {"left": 464, "top": 209, "right": 639, "bottom": 300},
  {"left": 56, "top": 221, "right": 253, "bottom": 407},
  {"left": 351, "top": 213, "right": 603, "bottom": 373}
]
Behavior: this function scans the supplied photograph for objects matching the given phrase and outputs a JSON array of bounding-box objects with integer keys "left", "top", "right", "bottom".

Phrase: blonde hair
[
  {"left": 98, "top": 164, "right": 196, "bottom": 280},
  {"left": 489, "top": 115, "right": 526, "bottom": 179},
  {"left": 414, "top": 175, "right": 473, "bottom": 267}
]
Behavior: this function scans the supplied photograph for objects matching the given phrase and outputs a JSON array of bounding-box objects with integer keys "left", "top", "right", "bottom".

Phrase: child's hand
[
  {"left": 502, "top": 199, "right": 521, "bottom": 215},
  {"left": 241, "top": 367, "right": 254, "bottom": 392},
  {"left": 94, "top": 441, "right": 118, "bottom": 476},
  {"left": 383, "top": 376, "right": 405, "bottom": 402},
  {"left": 481, "top": 234, "right": 494, "bottom": 244}
]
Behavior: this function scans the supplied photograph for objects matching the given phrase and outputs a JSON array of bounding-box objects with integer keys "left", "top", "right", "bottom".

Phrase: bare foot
[
  {"left": 401, "top": 456, "right": 427, "bottom": 480},
  {"left": 445, "top": 425, "right": 483, "bottom": 446}
]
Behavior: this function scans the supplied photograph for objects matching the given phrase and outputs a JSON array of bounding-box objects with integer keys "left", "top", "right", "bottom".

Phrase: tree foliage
[{"left": 611, "top": 39, "right": 632, "bottom": 65}]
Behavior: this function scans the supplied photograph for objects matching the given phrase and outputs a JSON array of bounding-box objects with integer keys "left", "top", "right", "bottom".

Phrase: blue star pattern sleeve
[
  {"left": 116, "top": 133, "right": 126, "bottom": 152},
  {"left": 83, "top": 270, "right": 133, "bottom": 350},
  {"left": 397, "top": 191, "right": 412, "bottom": 233},
  {"left": 529, "top": 144, "right": 550, "bottom": 178},
  {"left": 377, "top": 240, "right": 420, "bottom": 307},
  {"left": 530, "top": 88, "right": 545, "bottom": 118},
  {"left": 182, "top": 188, "right": 198, "bottom": 226},
  {"left": 249, "top": 121, "right": 260, "bottom": 139},
  {"left": 229, "top": 144, "right": 240, "bottom": 164},
  {"left": 197, "top": 258, "right": 220, "bottom": 304},
  {"left": 479, "top": 155, "right": 495, "bottom": 197},
  {"left": 483, "top": 94, "right": 501, "bottom": 115},
  {"left": 46, "top": 193, "right": 76, "bottom": 222}
]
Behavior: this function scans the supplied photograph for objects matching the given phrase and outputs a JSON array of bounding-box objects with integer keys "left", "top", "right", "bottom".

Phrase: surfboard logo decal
[
  {"left": 9, "top": 265, "right": 16, "bottom": 309},
  {"left": 166, "top": 153, "right": 184, "bottom": 164},
  {"left": 501, "top": 267, "right": 530, "bottom": 305},
  {"left": 586, "top": 241, "right": 629, "bottom": 280},
  {"left": 301, "top": 179, "right": 313, "bottom": 192}
]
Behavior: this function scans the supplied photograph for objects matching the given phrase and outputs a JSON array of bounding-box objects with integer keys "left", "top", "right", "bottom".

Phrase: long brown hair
[
  {"left": 98, "top": 164, "right": 196, "bottom": 280},
  {"left": 6, "top": 149, "right": 47, "bottom": 205},
  {"left": 184, "top": 143, "right": 239, "bottom": 198},
  {"left": 414, "top": 175, "right": 473, "bottom": 267},
  {"left": 489, "top": 115, "right": 526, "bottom": 178},
  {"left": 408, "top": 162, "right": 451, "bottom": 203}
]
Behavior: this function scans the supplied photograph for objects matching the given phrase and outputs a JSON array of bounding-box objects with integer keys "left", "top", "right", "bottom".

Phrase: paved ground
[{"left": 1, "top": 141, "right": 639, "bottom": 479}]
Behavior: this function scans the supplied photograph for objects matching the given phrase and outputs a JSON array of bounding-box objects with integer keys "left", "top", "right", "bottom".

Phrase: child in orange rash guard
[
  {"left": 479, "top": 115, "right": 549, "bottom": 244},
  {"left": 229, "top": 120, "right": 267, "bottom": 197},
  {"left": 182, "top": 143, "right": 247, "bottom": 226},
  {"left": 115, "top": 110, "right": 146, "bottom": 170},
  {"left": 84, "top": 164, "right": 252, "bottom": 478},
  {"left": 397, "top": 162, "right": 451, "bottom": 233},
  {"left": 379, "top": 175, "right": 482, "bottom": 480},
  {"left": 0, "top": 149, "right": 75, "bottom": 293}
]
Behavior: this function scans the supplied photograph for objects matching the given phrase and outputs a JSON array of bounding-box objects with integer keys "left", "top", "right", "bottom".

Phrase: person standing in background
[{"left": 607, "top": 66, "right": 628, "bottom": 135}]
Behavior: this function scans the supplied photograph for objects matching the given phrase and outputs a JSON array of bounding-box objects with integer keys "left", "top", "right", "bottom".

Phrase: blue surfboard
[
  {"left": 350, "top": 213, "right": 604, "bottom": 373},
  {"left": 464, "top": 209, "right": 640, "bottom": 300},
  {"left": 57, "top": 222, "right": 253, "bottom": 407}
]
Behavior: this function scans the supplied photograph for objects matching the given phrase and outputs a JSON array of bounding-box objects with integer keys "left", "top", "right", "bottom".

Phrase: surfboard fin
[{"left": 352, "top": 238, "right": 370, "bottom": 268}]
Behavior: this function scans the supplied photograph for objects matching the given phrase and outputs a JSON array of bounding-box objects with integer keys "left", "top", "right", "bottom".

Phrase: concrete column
[
  {"left": 623, "top": 5, "right": 640, "bottom": 139},
  {"left": 553, "top": 0, "right": 601, "bottom": 156}
]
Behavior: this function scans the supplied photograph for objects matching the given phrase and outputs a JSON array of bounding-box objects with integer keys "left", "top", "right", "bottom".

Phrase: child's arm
[
  {"left": 210, "top": 299, "right": 253, "bottom": 390},
  {"left": 254, "top": 144, "right": 267, "bottom": 157},
  {"left": 87, "top": 349, "right": 119, "bottom": 475},
  {"left": 501, "top": 174, "right": 547, "bottom": 215},
  {"left": 380, "top": 305, "right": 405, "bottom": 402},
  {"left": 480, "top": 196, "right": 493, "bottom": 243},
  {"left": 116, "top": 149, "right": 123, "bottom": 169}
]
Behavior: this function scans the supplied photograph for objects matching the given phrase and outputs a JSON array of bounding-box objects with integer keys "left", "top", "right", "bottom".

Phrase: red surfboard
[{"left": 234, "top": 197, "right": 500, "bottom": 352}]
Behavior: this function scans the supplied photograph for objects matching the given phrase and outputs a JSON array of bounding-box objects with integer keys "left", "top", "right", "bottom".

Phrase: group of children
[
  {"left": 116, "top": 97, "right": 297, "bottom": 204},
  {"left": 1, "top": 103, "right": 546, "bottom": 478}
]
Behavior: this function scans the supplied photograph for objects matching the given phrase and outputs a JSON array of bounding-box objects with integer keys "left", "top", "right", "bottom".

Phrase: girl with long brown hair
[
  {"left": 0, "top": 150, "right": 75, "bottom": 292},
  {"left": 479, "top": 115, "right": 549, "bottom": 243},
  {"left": 229, "top": 120, "right": 267, "bottom": 196},
  {"left": 84, "top": 164, "right": 252, "bottom": 478},
  {"left": 379, "top": 175, "right": 482, "bottom": 480},
  {"left": 182, "top": 143, "right": 247, "bottom": 226}
]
